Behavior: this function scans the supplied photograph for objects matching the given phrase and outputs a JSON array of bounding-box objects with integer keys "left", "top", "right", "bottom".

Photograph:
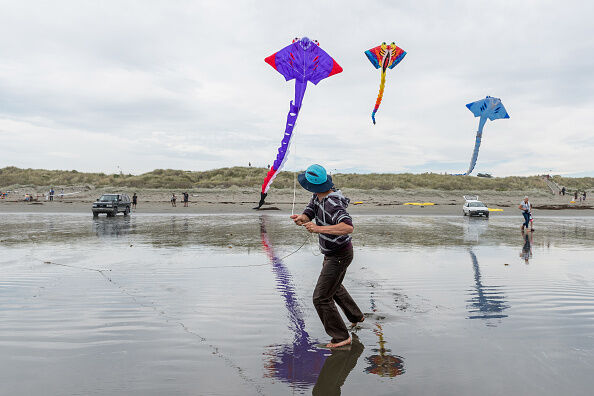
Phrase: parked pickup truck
[{"left": 92, "top": 194, "right": 131, "bottom": 217}]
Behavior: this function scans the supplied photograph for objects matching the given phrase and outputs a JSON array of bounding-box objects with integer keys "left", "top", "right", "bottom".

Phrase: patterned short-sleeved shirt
[{"left": 303, "top": 190, "right": 353, "bottom": 255}]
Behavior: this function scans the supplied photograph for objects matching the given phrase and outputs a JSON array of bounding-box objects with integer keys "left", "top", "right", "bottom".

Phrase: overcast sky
[{"left": 1, "top": 0, "right": 592, "bottom": 176}]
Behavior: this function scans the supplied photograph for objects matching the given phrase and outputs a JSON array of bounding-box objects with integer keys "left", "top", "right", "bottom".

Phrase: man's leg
[
  {"left": 523, "top": 212, "right": 530, "bottom": 228},
  {"left": 331, "top": 248, "right": 364, "bottom": 324},
  {"left": 313, "top": 255, "right": 351, "bottom": 344},
  {"left": 334, "top": 286, "right": 364, "bottom": 324}
]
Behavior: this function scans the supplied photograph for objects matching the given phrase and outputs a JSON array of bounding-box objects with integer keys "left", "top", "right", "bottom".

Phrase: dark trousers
[
  {"left": 313, "top": 246, "right": 363, "bottom": 343},
  {"left": 522, "top": 211, "right": 531, "bottom": 228}
]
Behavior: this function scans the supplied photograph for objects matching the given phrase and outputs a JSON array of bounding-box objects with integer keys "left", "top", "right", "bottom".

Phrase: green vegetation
[
  {"left": 1, "top": 166, "right": 592, "bottom": 191},
  {"left": 548, "top": 176, "right": 594, "bottom": 192}
]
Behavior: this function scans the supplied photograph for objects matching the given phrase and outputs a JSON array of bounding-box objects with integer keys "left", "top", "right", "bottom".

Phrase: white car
[{"left": 463, "top": 195, "right": 489, "bottom": 218}]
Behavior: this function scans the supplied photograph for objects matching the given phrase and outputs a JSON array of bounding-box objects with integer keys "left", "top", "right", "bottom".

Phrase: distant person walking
[
  {"left": 132, "top": 193, "right": 137, "bottom": 209},
  {"left": 518, "top": 196, "right": 534, "bottom": 232},
  {"left": 583, "top": 191, "right": 587, "bottom": 201},
  {"left": 49, "top": 187, "right": 54, "bottom": 201},
  {"left": 183, "top": 192, "right": 189, "bottom": 207},
  {"left": 171, "top": 193, "right": 177, "bottom": 207},
  {"left": 574, "top": 191, "right": 578, "bottom": 201},
  {"left": 561, "top": 186, "right": 566, "bottom": 196}
]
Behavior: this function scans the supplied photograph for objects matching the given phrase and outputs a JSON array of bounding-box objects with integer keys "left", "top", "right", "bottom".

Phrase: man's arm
[
  {"left": 304, "top": 221, "right": 353, "bottom": 235},
  {"left": 290, "top": 195, "right": 315, "bottom": 226}
]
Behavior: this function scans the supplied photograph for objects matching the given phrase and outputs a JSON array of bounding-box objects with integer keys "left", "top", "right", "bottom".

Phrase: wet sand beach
[
  {"left": 1, "top": 187, "right": 592, "bottom": 216},
  {"left": 1, "top": 213, "right": 593, "bottom": 395}
]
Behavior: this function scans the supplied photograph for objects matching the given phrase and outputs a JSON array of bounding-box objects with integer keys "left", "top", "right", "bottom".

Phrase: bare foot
[{"left": 326, "top": 337, "right": 352, "bottom": 348}]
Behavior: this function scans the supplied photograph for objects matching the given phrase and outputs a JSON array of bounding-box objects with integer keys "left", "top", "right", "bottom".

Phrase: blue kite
[{"left": 462, "top": 96, "right": 509, "bottom": 175}]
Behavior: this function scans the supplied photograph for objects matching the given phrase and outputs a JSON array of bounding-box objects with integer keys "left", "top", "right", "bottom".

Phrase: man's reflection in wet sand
[
  {"left": 467, "top": 249, "right": 509, "bottom": 321},
  {"left": 364, "top": 293, "right": 405, "bottom": 378},
  {"left": 520, "top": 232, "right": 533, "bottom": 264},
  {"left": 313, "top": 334, "right": 364, "bottom": 396}
]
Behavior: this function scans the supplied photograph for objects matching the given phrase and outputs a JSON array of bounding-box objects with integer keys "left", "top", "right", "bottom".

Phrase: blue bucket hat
[{"left": 298, "top": 164, "right": 334, "bottom": 193}]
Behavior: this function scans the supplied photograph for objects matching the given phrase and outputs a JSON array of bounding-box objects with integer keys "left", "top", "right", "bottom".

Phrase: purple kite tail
[
  {"left": 258, "top": 82, "right": 307, "bottom": 207},
  {"left": 261, "top": 101, "right": 301, "bottom": 194}
]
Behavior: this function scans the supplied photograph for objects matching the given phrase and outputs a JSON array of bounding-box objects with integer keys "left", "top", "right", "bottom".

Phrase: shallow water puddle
[{"left": 1, "top": 213, "right": 593, "bottom": 395}]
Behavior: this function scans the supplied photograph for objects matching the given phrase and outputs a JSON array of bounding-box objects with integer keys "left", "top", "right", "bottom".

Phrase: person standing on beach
[
  {"left": 183, "top": 192, "right": 189, "bottom": 207},
  {"left": 574, "top": 191, "right": 578, "bottom": 201},
  {"left": 49, "top": 187, "right": 54, "bottom": 201},
  {"left": 518, "top": 196, "right": 534, "bottom": 232},
  {"left": 132, "top": 193, "right": 137, "bottom": 209},
  {"left": 290, "top": 164, "right": 364, "bottom": 348},
  {"left": 171, "top": 193, "right": 177, "bottom": 207}
]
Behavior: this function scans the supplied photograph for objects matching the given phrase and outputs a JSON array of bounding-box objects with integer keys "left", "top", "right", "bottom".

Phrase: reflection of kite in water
[
  {"left": 467, "top": 249, "right": 509, "bottom": 321},
  {"left": 255, "top": 37, "right": 343, "bottom": 209},
  {"left": 364, "top": 42, "right": 406, "bottom": 124},
  {"left": 460, "top": 96, "right": 510, "bottom": 175},
  {"left": 260, "top": 216, "right": 328, "bottom": 389},
  {"left": 364, "top": 292, "right": 405, "bottom": 378}
]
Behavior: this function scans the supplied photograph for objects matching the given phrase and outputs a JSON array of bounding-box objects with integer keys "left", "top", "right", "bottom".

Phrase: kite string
[
  {"left": 36, "top": 234, "right": 311, "bottom": 271},
  {"left": 291, "top": 138, "right": 297, "bottom": 216},
  {"left": 292, "top": 171, "right": 297, "bottom": 216},
  {"left": 290, "top": 140, "right": 322, "bottom": 257},
  {"left": 28, "top": 257, "right": 264, "bottom": 395}
]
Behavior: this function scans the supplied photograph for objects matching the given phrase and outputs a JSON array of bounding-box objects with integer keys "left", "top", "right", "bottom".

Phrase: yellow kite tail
[{"left": 371, "top": 71, "right": 386, "bottom": 124}]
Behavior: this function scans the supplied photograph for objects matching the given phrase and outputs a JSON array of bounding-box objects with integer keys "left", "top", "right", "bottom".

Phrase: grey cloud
[{"left": 0, "top": 0, "right": 592, "bottom": 176}]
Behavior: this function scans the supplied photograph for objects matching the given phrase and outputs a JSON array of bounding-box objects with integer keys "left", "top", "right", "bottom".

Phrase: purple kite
[{"left": 254, "top": 37, "right": 343, "bottom": 209}]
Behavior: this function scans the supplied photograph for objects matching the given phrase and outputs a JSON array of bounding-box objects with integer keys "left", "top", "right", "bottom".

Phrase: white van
[{"left": 462, "top": 195, "right": 489, "bottom": 218}]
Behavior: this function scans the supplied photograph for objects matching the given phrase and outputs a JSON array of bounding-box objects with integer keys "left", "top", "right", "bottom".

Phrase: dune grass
[{"left": 1, "top": 166, "right": 592, "bottom": 192}]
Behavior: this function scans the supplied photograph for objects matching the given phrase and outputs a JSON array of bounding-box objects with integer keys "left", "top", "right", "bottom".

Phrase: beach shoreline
[{"left": 1, "top": 187, "right": 592, "bottom": 217}]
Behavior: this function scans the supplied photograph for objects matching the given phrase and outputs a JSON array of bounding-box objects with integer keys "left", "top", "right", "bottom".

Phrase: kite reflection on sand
[
  {"left": 466, "top": 249, "right": 509, "bottom": 321},
  {"left": 364, "top": 293, "right": 405, "bottom": 378},
  {"left": 260, "top": 216, "right": 365, "bottom": 394},
  {"left": 260, "top": 216, "right": 325, "bottom": 388}
]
